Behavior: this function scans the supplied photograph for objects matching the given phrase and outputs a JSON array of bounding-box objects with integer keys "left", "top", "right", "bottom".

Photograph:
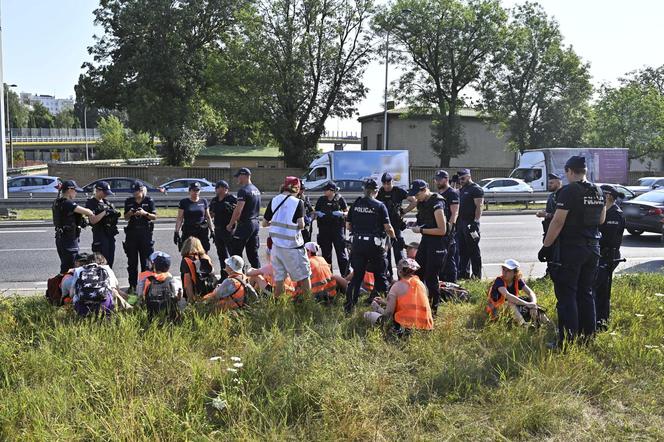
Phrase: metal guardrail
[{"left": 483, "top": 191, "right": 549, "bottom": 209}]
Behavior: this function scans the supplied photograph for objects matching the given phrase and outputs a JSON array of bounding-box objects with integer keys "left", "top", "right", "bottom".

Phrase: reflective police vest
[
  {"left": 394, "top": 275, "right": 434, "bottom": 330},
  {"left": 485, "top": 277, "right": 519, "bottom": 319},
  {"left": 567, "top": 181, "right": 604, "bottom": 227},
  {"left": 416, "top": 193, "right": 446, "bottom": 229},
  {"left": 269, "top": 194, "right": 304, "bottom": 248},
  {"left": 309, "top": 256, "right": 337, "bottom": 298}
]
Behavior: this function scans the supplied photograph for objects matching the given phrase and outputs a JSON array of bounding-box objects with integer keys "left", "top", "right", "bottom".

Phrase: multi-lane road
[{"left": 0, "top": 213, "right": 662, "bottom": 293}]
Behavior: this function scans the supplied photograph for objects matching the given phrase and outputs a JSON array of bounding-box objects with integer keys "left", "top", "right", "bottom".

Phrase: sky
[{"left": 3, "top": 0, "right": 664, "bottom": 134}]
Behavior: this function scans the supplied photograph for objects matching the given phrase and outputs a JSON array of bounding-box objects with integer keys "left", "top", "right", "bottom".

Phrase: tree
[
  {"left": 624, "top": 65, "right": 664, "bottom": 95},
  {"left": 54, "top": 109, "right": 80, "bottom": 128},
  {"left": 2, "top": 85, "right": 29, "bottom": 128},
  {"left": 245, "top": 0, "right": 374, "bottom": 167},
  {"left": 591, "top": 83, "right": 664, "bottom": 160},
  {"left": 80, "top": 0, "right": 246, "bottom": 165},
  {"left": 479, "top": 2, "right": 592, "bottom": 152},
  {"left": 96, "top": 115, "right": 156, "bottom": 160},
  {"left": 379, "top": 0, "right": 507, "bottom": 167},
  {"left": 28, "top": 102, "right": 54, "bottom": 128}
]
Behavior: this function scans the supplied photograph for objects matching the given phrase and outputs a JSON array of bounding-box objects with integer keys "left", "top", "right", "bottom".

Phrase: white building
[{"left": 20, "top": 93, "right": 74, "bottom": 115}]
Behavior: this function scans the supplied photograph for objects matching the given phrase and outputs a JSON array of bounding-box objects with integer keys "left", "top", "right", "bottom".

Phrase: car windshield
[
  {"left": 510, "top": 168, "right": 541, "bottom": 182},
  {"left": 638, "top": 178, "right": 656, "bottom": 186},
  {"left": 479, "top": 179, "right": 492, "bottom": 187},
  {"left": 633, "top": 191, "right": 664, "bottom": 204}
]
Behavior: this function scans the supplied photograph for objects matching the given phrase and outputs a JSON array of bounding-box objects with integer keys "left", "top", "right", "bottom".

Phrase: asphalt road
[{"left": 1, "top": 213, "right": 663, "bottom": 293}]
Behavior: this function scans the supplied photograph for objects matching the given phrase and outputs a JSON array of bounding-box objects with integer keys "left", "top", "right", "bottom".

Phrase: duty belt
[{"left": 355, "top": 235, "right": 380, "bottom": 241}]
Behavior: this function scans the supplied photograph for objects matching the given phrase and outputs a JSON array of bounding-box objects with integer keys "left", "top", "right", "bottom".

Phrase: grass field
[{"left": 2, "top": 275, "right": 663, "bottom": 440}]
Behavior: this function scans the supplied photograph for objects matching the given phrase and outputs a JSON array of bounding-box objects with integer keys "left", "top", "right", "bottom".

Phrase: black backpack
[
  {"left": 228, "top": 277, "right": 260, "bottom": 307},
  {"left": 145, "top": 275, "right": 178, "bottom": 316},
  {"left": 75, "top": 264, "right": 111, "bottom": 304}
]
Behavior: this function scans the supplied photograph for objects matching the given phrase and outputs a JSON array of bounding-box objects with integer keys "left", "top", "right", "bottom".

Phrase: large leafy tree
[
  {"left": 2, "top": 86, "right": 29, "bottom": 128},
  {"left": 54, "top": 109, "right": 80, "bottom": 128},
  {"left": 379, "top": 0, "right": 507, "bottom": 167},
  {"left": 80, "top": 0, "right": 246, "bottom": 165},
  {"left": 246, "top": 0, "right": 374, "bottom": 167},
  {"left": 479, "top": 2, "right": 592, "bottom": 152},
  {"left": 28, "top": 102, "right": 54, "bottom": 128}
]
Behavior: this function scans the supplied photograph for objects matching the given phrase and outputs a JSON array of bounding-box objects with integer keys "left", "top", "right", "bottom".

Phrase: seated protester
[
  {"left": 142, "top": 253, "right": 183, "bottom": 319},
  {"left": 52, "top": 252, "right": 94, "bottom": 306},
  {"left": 92, "top": 253, "right": 132, "bottom": 310},
  {"left": 486, "top": 259, "right": 547, "bottom": 326},
  {"left": 68, "top": 255, "right": 119, "bottom": 317},
  {"left": 363, "top": 258, "right": 434, "bottom": 333},
  {"left": 246, "top": 248, "right": 296, "bottom": 297},
  {"left": 180, "top": 236, "right": 215, "bottom": 301},
  {"left": 203, "top": 256, "right": 257, "bottom": 311},
  {"left": 304, "top": 242, "right": 337, "bottom": 303},
  {"left": 333, "top": 269, "right": 375, "bottom": 295},
  {"left": 406, "top": 242, "right": 419, "bottom": 259}
]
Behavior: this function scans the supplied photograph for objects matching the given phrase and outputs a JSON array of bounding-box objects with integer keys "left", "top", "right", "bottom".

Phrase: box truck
[{"left": 509, "top": 148, "right": 629, "bottom": 191}]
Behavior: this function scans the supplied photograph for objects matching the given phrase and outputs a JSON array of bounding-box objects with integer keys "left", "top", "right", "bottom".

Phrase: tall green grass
[{"left": 2, "top": 275, "right": 664, "bottom": 440}]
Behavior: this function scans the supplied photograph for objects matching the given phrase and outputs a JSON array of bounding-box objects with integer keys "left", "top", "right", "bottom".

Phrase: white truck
[
  {"left": 509, "top": 148, "right": 629, "bottom": 191},
  {"left": 301, "top": 150, "right": 410, "bottom": 190}
]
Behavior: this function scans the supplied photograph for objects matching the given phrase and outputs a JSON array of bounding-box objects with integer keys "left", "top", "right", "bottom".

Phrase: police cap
[
  {"left": 322, "top": 181, "right": 339, "bottom": 191},
  {"left": 457, "top": 168, "right": 471, "bottom": 177},
  {"left": 434, "top": 170, "right": 449, "bottom": 179},
  {"left": 94, "top": 181, "right": 113, "bottom": 195},
  {"left": 547, "top": 173, "right": 561, "bottom": 180},
  {"left": 234, "top": 167, "right": 252, "bottom": 177},
  {"left": 61, "top": 180, "right": 83, "bottom": 192},
  {"left": 407, "top": 179, "right": 428, "bottom": 196},
  {"left": 215, "top": 180, "right": 229, "bottom": 189},
  {"left": 381, "top": 172, "right": 393, "bottom": 183},
  {"left": 600, "top": 184, "right": 625, "bottom": 199},
  {"left": 189, "top": 181, "right": 202, "bottom": 191},
  {"left": 565, "top": 155, "right": 586, "bottom": 170},
  {"left": 363, "top": 178, "right": 379, "bottom": 190},
  {"left": 130, "top": 181, "right": 144, "bottom": 192}
]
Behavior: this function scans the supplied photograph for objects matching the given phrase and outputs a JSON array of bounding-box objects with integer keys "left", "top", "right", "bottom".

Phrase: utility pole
[
  {"left": 5, "top": 84, "right": 16, "bottom": 168},
  {"left": 84, "top": 103, "right": 89, "bottom": 160},
  {"left": 0, "top": 3, "right": 8, "bottom": 199}
]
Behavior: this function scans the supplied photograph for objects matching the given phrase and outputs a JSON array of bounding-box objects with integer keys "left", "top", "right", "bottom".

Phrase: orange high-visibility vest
[
  {"left": 262, "top": 264, "right": 297, "bottom": 298},
  {"left": 142, "top": 272, "right": 170, "bottom": 296},
  {"left": 394, "top": 275, "right": 434, "bottom": 330},
  {"left": 204, "top": 277, "right": 246, "bottom": 311},
  {"left": 363, "top": 272, "right": 375, "bottom": 292},
  {"left": 309, "top": 256, "right": 337, "bottom": 299},
  {"left": 486, "top": 277, "right": 519, "bottom": 319}
]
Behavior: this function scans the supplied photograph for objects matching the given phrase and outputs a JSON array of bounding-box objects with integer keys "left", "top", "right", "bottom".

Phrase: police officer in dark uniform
[
  {"left": 538, "top": 156, "right": 606, "bottom": 346},
  {"left": 86, "top": 181, "right": 121, "bottom": 268},
  {"left": 408, "top": 179, "right": 448, "bottom": 312},
  {"left": 227, "top": 168, "right": 262, "bottom": 268},
  {"left": 314, "top": 181, "right": 350, "bottom": 275},
  {"left": 52, "top": 180, "right": 98, "bottom": 274},
  {"left": 209, "top": 180, "right": 237, "bottom": 272},
  {"left": 175, "top": 181, "right": 213, "bottom": 252},
  {"left": 457, "top": 169, "right": 484, "bottom": 279},
  {"left": 377, "top": 172, "right": 408, "bottom": 277},
  {"left": 536, "top": 173, "right": 563, "bottom": 236},
  {"left": 123, "top": 181, "right": 157, "bottom": 293},
  {"left": 298, "top": 185, "right": 315, "bottom": 243},
  {"left": 345, "top": 178, "right": 396, "bottom": 313},
  {"left": 593, "top": 184, "right": 625, "bottom": 330},
  {"left": 434, "top": 170, "right": 459, "bottom": 283}
]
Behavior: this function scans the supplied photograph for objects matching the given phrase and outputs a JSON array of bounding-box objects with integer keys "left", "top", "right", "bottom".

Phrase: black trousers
[
  {"left": 56, "top": 234, "right": 79, "bottom": 274},
  {"left": 593, "top": 256, "right": 616, "bottom": 329},
  {"left": 230, "top": 220, "right": 260, "bottom": 268},
  {"left": 214, "top": 228, "right": 233, "bottom": 278},
  {"left": 124, "top": 228, "right": 154, "bottom": 288},
  {"left": 182, "top": 225, "right": 210, "bottom": 252},
  {"left": 457, "top": 221, "right": 482, "bottom": 279},
  {"left": 415, "top": 235, "right": 447, "bottom": 313},
  {"left": 439, "top": 236, "right": 458, "bottom": 283},
  {"left": 318, "top": 227, "right": 349, "bottom": 275},
  {"left": 92, "top": 229, "right": 116, "bottom": 268},
  {"left": 386, "top": 228, "right": 406, "bottom": 277},
  {"left": 346, "top": 238, "right": 389, "bottom": 313}
]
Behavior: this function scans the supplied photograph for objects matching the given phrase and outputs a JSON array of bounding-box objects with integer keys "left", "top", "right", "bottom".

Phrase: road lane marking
[
  {"left": 480, "top": 222, "right": 526, "bottom": 225},
  {"left": 0, "top": 248, "right": 58, "bottom": 252},
  {"left": 0, "top": 230, "right": 48, "bottom": 233},
  {"left": 484, "top": 257, "right": 664, "bottom": 266}
]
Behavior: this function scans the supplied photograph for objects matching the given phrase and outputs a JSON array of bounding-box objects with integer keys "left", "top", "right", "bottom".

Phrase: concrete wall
[
  {"left": 193, "top": 156, "right": 285, "bottom": 168},
  {"left": 629, "top": 156, "right": 664, "bottom": 172},
  {"left": 361, "top": 114, "right": 515, "bottom": 168}
]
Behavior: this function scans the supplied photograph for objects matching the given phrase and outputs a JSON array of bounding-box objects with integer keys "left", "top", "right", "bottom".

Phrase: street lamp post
[
  {"left": 382, "top": 9, "right": 410, "bottom": 151},
  {"left": 5, "top": 84, "right": 17, "bottom": 168},
  {"left": 83, "top": 103, "right": 89, "bottom": 161}
]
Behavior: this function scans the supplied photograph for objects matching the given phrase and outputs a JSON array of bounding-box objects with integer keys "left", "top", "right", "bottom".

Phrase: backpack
[
  {"left": 440, "top": 281, "right": 470, "bottom": 303},
  {"left": 75, "top": 264, "right": 112, "bottom": 304},
  {"left": 228, "top": 277, "right": 260, "bottom": 307},
  {"left": 46, "top": 273, "right": 65, "bottom": 306},
  {"left": 145, "top": 275, "right": 178, "bottom": 316},
  {"left": 185, "top": 256, "right": 218, "bottom": 296}
]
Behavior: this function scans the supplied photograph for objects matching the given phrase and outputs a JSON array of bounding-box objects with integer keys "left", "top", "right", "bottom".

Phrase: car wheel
[{"left": 627, "top": 228, "right": 643, "bottom": 236}]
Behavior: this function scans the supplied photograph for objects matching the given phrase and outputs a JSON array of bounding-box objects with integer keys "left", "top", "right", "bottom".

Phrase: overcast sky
[{"left": 3, "top": 0, "right": 663, "bottom": 134}]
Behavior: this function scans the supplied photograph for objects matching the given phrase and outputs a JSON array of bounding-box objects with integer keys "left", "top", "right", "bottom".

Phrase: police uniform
[
  {"left": 178, "top": 183, "right": 211, "bottom": 252},
  {"left": 437, "top": 173, "right": 460, "bottom": 283},
  {"left": 53, "top": 180, "right": 86, "bottom": 274},
  {"left": 315, "top": 181, "right": 349, "bottom": 275},
  {"left": 230, "top": 169, "right": 262, "bottom": 268},
  {"left": 299, "top": 193, "right": 315, "bottom": 243},
  {"left": 86, "top": 181, "right": 120, "bottom": 267},
  {"left": 539, "top": 156, "right": 605, "bottom": 344},
  {"left": 209, "top": 180, "right": 238, "bottom": 270},
  {"left": 593, "top": 185, "right": 625, "bottom": 330},
  {"left": 457, "top": 170, "right": 484, "bottom": 279},
  {"left": 409, "top": 179, "right": 448, "bottom": 312},
  {"left": 123, "top": 182, "right": 156, "bottom": 290},
  {"left": 542, "top": 173, "right": 562, "bottom": 235},
  {"left": 345, "top": 179, "right": 391, "bottom": 313},
  {"left": 376, "top": 173, "right": 408, "bottom": 276}
]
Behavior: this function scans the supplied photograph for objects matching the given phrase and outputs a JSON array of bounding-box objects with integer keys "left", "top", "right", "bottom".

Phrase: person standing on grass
[
  {"left": 209, "top": 180, "right": 237, "bottom": 278},
  {"left": 434, "top": 170, "right": 460, "bottom": 283},
  {"left": 314, "top": 181, "right": 350, "bottom": 275}
]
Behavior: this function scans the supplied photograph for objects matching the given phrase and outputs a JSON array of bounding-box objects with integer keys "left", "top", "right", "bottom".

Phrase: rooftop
[
  {"left": 357, "top": 106, "right": 483, "bottom": 122},
  {"left": 198, "top": 145, "right": 282, "bottom": 158}
]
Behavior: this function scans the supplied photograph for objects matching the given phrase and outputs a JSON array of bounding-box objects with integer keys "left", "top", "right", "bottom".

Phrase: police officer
[
  {"left": 209, "top": 180, "right": 237, "bottom": 273},
  {"left": 175, "top": 181, "right": 213, "bottom": 252},
  {"left": 345, "top": 178, "right": 395, "bottom": 313},
  {"left": 538, "top": 155, "right": 606, "bottom": 346},
  {"left": 314, "top": 181, "right": 350, "bottom": 275},
  {"left": 408, "top": 179, "right": 448, "bottom": 312},
  {"left": 377, "top": 172, "right": 409, "bottom": 277},
  {"left": 52, "top": 180, "right": 99, "bottom": 274},
  {"left": 227, "top": 168, "right": 262, "bottom": 268},
  {"left": 457, "top": 169, "right": 484, "bottom": 279},
  {"left": 86, "top": 181, "right": 121, "bottom": 268},
  {"left": 298, "top": 185, "right": 315, "bottom": 243},
  {"left": 593, "top": 184, "right": 625, "bottom": 330},
  {"left": 536, "top": 173, "right": 563, "bottom": 236},
  {"left": 123, "top": 181, "right": 157, "bottom": 293},
  {"left": 434, "top": 170, "right": 459, "bottom": 283}
]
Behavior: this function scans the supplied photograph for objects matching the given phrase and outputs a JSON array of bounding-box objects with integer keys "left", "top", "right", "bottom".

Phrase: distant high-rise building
[{"left": 19, "top": 92, "right": 74, "bottom": 115}]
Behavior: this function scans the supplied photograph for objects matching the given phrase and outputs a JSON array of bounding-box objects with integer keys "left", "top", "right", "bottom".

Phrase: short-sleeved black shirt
[
  {"left": 264, "top": 195, "right": 305, "bottom": 224},
  {"left": 124, "top": 196, "right": 156, "bottom": 229},
  {"left": 179, "top": 198, "right": 208, "bottom": 227},
  {"left": 556, "top": 182, "right": 601, "bottom": 240},
  {"left": 376, "top": 186, "right": 408, "bottom": 224},
  {"left": 490, "top": 277, "right": 525, "bottom": 302},
  {"left": 237, "top": 184, "right": 261, "bottom": 221},
  {"left": 347, "top": 197, "right": 390, "bottom": 236},
  {"left": 439, "top": 187, "right": 459, "bottom": 221},
  {"left": 315, "top": 194, "right": 348, "bottom": 229},
  {"left": 86, "top": 198, "right": 116, "bottom": 233},
  {"left": 458, "top": 182, "right": 484, "bottom": 221},
  {"left": 209, "top": 194, "right": 238, "bottom": 229}
]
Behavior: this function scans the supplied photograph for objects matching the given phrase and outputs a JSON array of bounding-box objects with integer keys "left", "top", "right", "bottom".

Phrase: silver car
[{"left": 7, "top": 175, "right": 61, "bottom": 194}]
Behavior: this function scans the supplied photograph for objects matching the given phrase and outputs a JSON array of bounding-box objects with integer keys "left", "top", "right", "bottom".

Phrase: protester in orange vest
[
  {"left": 332, "top": 269, "right": 375, "bottom": 296},
  {"left": 486, "top": 259, "right": 545, "bottom": 326},
  {"left": 364, "top": 258, "right": 434, "bottom": 333},
  {"left": 246, "top": 248, "right": 296, "bottom": 298},
  {"left": 203, "top": 256, "right": 252, "bottom": 311},
  {"left": 304, "top": 242, "right": 338, "bottom": 303},
  {"left": 180, "top": 237, "right": 215, "bottom": 301}
]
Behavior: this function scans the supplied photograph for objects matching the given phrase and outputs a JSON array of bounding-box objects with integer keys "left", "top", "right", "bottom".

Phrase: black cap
[
  {"left": 234, "top": 167, "right": 251, "bottom": 177},
  {"left": 408, "top": 179, "right": 428, "bottom": 196},
  {"left": 547, "top": 173, "right": 561, "bottom": 180},
  {"left": 61, "top": 180, "right": 83, "bottom": 192},
  {"left": 130, "top": 181, "right": 144, "bottom": 192},
  {"left": 215, "top": 180, "right": 229, "bottom": 189},
  {"left": 457, "top": 168, "right": 470, "bottom": 177},
  {"left": 189, "top": 181, "right": 202, "bottom": 191},
  {"left": 600, "top": 184, "right": 625, "bottom": 199},
  {"left": 565, "top": 155, "right": 586, "bottom": 169},
  {"left": 94, "top": 181, "right": 113, "bottom": 195},
  {"left": 322, "top": 181, "right": 339, "bottom": 191},
  {"left": 381, "top": 172, "right": 393, "bottom": 183},
  {"left": 363, "top": 178, "right": 379, "bottom": 190},
  {"left": 435, "top": 170, "right": 449, "bottom": 179},
  {"left": 451, "top": 174, "right": 459, "bottom": 183}
]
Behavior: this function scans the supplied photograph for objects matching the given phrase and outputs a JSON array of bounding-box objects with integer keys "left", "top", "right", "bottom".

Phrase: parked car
[
  {"left": 596, "top": 183, "right": 636, "bottom": 207},
  {"left": 621, "top": 189, "right": 664, "bottom": 236},
  {"left": 626, "top": 176, "right": 664, "bottom": 196},
  {"left": 306, "top": 179, "right": 366, "bottom": 192},
  {"left": 82, "top": 177, "right": 160, "bottom": 194},
  {"left": 7, "top": 175, "right": 61, "bottom": 194},
  {"left": 159, "top": 178, "right": 215, "bottom": 193},
  {"left": 479, "top": 178, "right": 533, "bottom": 193}
]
